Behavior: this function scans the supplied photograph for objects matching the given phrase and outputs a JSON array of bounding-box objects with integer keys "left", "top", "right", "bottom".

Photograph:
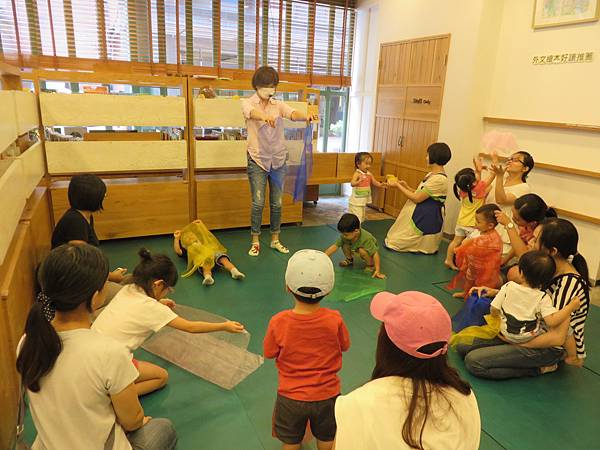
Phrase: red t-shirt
[{"left": 263, "top": 308, "right": 351, "bottom": 401}]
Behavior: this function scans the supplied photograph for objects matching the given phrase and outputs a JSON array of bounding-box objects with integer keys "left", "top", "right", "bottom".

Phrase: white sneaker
[
  {"left": 248, "top": 243, "right": 260, "bottom": 257},
  {"left": 270, "top": 241, "right": 289, "bottom": 254}
]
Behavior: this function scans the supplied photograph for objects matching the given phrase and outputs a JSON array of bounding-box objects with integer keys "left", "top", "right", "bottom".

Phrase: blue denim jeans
[
  {"left": 127, "top": 418, "right": 177, "bottom": 450},
  {"left": 247, "top": 154, "right": 287, "bottom": 236},
  {"left": 456, "top": 338, "right": 565, "bottom": 380}
]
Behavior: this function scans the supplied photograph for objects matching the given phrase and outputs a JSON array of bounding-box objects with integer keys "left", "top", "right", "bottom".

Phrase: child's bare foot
[
  {"left": 539, "top": 363, "right": 559, "bottom": 375},
  {"left": 339, "top": 258, "right": 353, "bottom": 267},
  {"left": 444, "top": 260, "right": 459, "bottom": 271},
  {"left": 452, "top": 292, "right": 465, "bottom": 299},
  {"left": 564, "top": 356, "right": 584, "bottom": 367}
]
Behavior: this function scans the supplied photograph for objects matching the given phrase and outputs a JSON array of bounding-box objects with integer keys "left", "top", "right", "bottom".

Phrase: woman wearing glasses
[
  {"left": 92, "top": 248, "right": 245, "bottom": 396},
  {"left": 486, "top": 151, "right": 535, "bottom": 261}
]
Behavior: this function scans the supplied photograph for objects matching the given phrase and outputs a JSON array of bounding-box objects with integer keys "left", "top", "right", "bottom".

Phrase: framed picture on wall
[{"left": 533, "top": 0, "right": 600, "bottom": 29}]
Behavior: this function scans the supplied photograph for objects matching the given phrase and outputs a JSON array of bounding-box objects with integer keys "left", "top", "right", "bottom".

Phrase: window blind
[{"left": 0, "top": 0, "right": 355, "bottom": 85}]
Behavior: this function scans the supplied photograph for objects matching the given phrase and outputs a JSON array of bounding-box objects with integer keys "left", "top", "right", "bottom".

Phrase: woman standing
[
  {"left": 16, "top": 244, "right": 177, "bottom": 450},
  {"left": 241, "top": 66, "right": 317, "bottom": 257},
  {"left": 385, "top": 143, "right": 452, "bottom": 254},
  {"left": 334, "top": 291, "right": 480, "bottom": 450},
  {"left": 459, "top": 218, "right": 590, "bottom": 378}
]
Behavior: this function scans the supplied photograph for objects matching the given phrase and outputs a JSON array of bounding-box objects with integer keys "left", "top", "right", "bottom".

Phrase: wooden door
[{"left": 371, "top": 35, "right": 450, "bottom": 216}]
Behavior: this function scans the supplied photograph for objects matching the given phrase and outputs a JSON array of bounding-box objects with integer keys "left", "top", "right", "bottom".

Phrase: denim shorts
[{"left": 272, "top": 394, "right": 338, "bottom": 444}]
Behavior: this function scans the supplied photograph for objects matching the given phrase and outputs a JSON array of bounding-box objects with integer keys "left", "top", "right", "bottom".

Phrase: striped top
[{"left": 545, "top": 273, "right": 590, "bottom": 359}]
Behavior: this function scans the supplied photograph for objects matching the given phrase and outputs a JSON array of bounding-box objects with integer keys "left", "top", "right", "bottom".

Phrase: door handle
[{"left": 397, "top": 136, "right": 404, "bottom": 148}]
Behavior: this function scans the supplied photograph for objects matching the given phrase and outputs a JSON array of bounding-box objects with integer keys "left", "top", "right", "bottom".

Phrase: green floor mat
[
  {"left": 22, "top": 223, "right": 600, "bottom": 450},
  {"left": 326, "top": 267, "right": 386, "bottom": 302}
]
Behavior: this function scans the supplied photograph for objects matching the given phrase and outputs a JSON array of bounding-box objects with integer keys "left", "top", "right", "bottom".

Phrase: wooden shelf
[{"left": 483, "top": 116, "right": 600, "bottom": 133}]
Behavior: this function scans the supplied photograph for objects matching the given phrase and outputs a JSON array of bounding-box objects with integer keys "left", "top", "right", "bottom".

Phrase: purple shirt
[{"left": 241, "top": 93, "right": 296, "bottom": 171}]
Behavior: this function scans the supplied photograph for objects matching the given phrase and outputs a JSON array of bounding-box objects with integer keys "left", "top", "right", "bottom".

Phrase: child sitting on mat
[
  {"left": 173, "top": 219, "right": 245, "bottom": 286},
  {"left": 448, "top": 204, "right": 503, "bottom": 298},
  {"left": 325, "top": 213, "right": 386, "bottom": 279},
  {"left": 488, "top": 251, "right": 581, "bottom": 363},
  {"left": 348, "top": 152, "right": 387, "bottom": 223},
  {"left": 264, "top": 249, "right": 350, "bottom": 450},
  {"left": 445, "top": 158, "right": 496, "bottom": 270},
  {"left": 93, "top": 248, "right": 245, "bottom": 396}
]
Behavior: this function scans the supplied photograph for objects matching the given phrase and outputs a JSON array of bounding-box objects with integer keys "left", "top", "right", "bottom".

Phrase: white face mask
[{"left": 257, "top": 87, "right": 275, "bottom": 100}]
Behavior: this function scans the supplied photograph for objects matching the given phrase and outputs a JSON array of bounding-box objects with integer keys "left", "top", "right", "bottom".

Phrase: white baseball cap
[{"left": 285, "top": 249, "right": 335, "bottom": 299}]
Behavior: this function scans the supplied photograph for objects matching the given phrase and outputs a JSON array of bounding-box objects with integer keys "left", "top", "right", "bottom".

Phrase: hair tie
[{"left": 37, "top": 292, "right": 55, "bottom": 322}]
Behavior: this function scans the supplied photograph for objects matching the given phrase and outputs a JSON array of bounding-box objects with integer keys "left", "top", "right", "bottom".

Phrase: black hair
[
  {"left": 337, "top": 213, "right": 360, "bottom": 233},
  {"left": 513, "top": 194, "right": 557, "bottom": 223},
  {"left": 538, "top": 218, "right": 590, "bottom": 287},
  {"left": 372, "top": 325, "right": 471, "bottom": 449},
  {"left": 514, "top": 151, "right": 534, "bottom": 182},
  {"left": 453, "top": 168, "right": 477, "bottom": 203},
  {"left": 251, "top": 66, "right": 279, "bottom": 90},
  {"left": 292, "top": 287, "right": 326, "bottom": 305},
  {"left": 16, "top": 244, "right": 109, "bottom": 392},
  {"left": 518, "top": 250, "right": 557, "bottom": 289},
  {"left": 355, "top": 152, "right": 373, "bottom": 168},
  {"left": 427, "top": 142, "right": 452, "bottom": 166},
  {"left": 68, "top": 174, "right": 107, "bottom": 212},
  {"left": 476, "top": 203, "right": 501, "bottom": 226},
  {"left": 133, "top": 248, "right": 178, "bottom": 297}
]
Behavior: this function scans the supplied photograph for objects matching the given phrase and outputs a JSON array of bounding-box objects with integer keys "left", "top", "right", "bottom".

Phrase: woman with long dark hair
[
  {"left": 460, "top": 218, "right": 590, "bottom": 377},
  {"left": 16, "top": 244, "right": 177, "bottom": 450},
  {"left": 334, "top": 291, "right": 480, "bottom": 449},
  {"left": 495, "top": 193, "right": 557, "bottom": 282}
]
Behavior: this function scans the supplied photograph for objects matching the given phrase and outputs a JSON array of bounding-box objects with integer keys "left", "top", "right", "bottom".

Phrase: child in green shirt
[{"left": 325, "top": 213, "right": 386, "bottom": 279}]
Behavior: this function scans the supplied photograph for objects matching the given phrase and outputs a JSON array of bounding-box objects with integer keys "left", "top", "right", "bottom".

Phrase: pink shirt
[{"left": 241, "top": 93, "right": 296, "bottom": 171}]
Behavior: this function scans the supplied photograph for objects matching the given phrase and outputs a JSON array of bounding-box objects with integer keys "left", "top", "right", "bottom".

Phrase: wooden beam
[
  {"left": 554, "top": 208, "right": 600, "bottom": 226},
  {"left": 238, "top": 0, "right": 244, "bottom": 69},
  {"left": 483, "top": 116, "right": 600, "bottom": 134},
  {"left": 97, "top": 0, "right": 107, "bottom": 60},
  {"left": 63, "top": 0, "right": 76, "bottom": 57},
  {"left": 157, "top": 0, "right": 167, "bottom": 63},
  {"left": 185, "top": 0, "right": 193, "bottom": 64},
  {"left": 25, "top": 0, "right": 42, "bottom": 55},
  {"left": 284, "top": 0, "right": 292, "bottom": 71}
]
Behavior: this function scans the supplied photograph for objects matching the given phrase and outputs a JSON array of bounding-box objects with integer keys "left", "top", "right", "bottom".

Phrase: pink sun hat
[{"left": 370, "top": 291, "right": 451, "bottom": 359}]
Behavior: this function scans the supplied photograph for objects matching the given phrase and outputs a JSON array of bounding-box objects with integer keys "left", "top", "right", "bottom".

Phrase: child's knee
[
  {"left": 158, "top": 367, "right": 169, "bottom": 387},
  {"left": 357, "top": 248, "right": 371, "bottom": 258}
]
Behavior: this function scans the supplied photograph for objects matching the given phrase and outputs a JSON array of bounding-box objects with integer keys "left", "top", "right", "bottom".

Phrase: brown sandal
[{"left": 339, "top": 258, "right": 354, "bottom": 267}]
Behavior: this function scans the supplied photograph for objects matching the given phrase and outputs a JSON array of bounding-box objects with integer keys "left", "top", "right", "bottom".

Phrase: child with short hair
[
  {"left": 445, "top": 159, "right": 496, "bottom": 270},
  {"left": 448, "top": 204, "right": 503, "bottom": 298},
  {"left": 490, "top": 250, "right": 580, "bottom": 362},
  {"left": 93, "top": 248, "right": 245, "bottom": 396},
  {"left": 264, "top": 249, "right": 350, "bottom": 450},
  {"left": 173, "top": 219, "right": 245, "bottom": 286},
  {"left": 348, "top": 152, "right": 386, "bottom": 223},
  {"left": 325, "top": 213, "right": 386, "bottom": 279}
]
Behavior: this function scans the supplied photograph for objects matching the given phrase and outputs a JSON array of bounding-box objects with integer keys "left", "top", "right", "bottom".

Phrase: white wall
[
  {"left": 352, "top": 0, "right": 599, "bottom": 280},
  {"left": 354, "top": 0, "right": 504, "bottom": 232},
  {"left": 486, "top": 0, "right": 600, "bottom": 280}
]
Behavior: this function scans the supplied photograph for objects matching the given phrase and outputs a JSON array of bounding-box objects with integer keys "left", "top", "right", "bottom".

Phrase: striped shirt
[{"left": 545, "top": 273, "right": 590, "bottom": 359}]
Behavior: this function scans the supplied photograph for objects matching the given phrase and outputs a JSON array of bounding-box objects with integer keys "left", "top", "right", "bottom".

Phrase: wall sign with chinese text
[{"left": 532, "top": 52, "right": 593, "bottom": 65}]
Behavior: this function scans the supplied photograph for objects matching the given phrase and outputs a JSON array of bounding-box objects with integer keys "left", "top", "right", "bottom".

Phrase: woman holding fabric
[{"left": 241, "top": 66, "right": 317, "bottom": 257}]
